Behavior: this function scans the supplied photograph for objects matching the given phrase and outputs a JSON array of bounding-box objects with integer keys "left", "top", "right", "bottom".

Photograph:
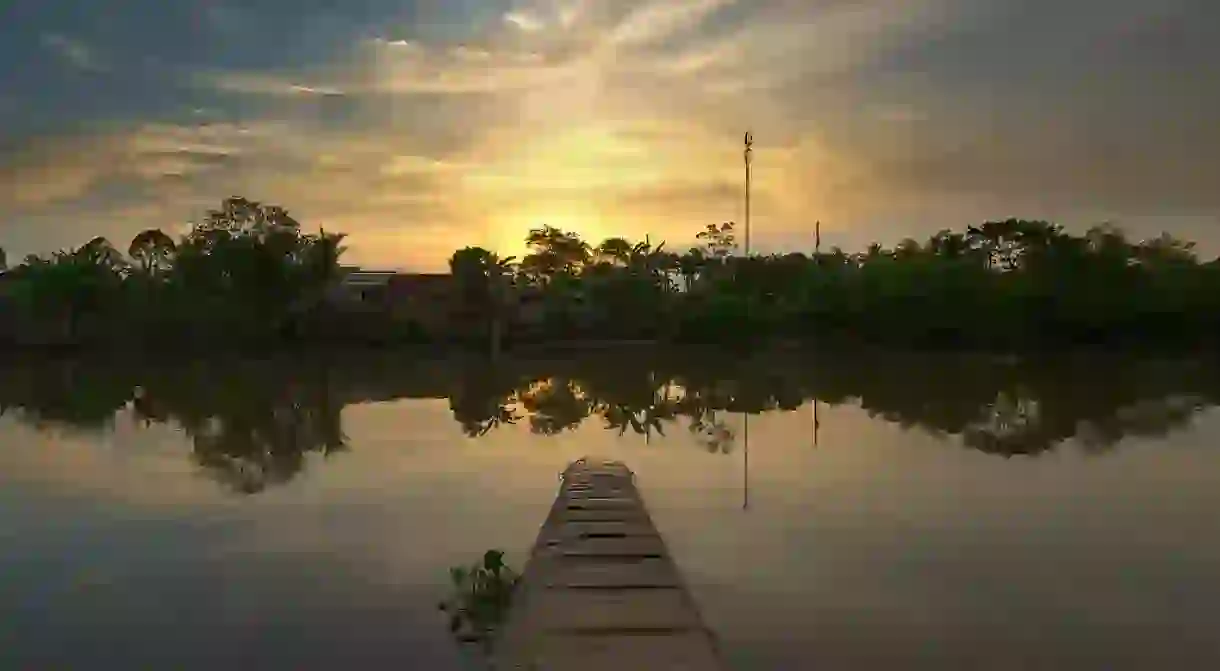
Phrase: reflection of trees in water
[
  {"left": 517, "top": 378, "right": 592, "bottom": 436},
  {"left": 449, "top": 364, "right": 521, "bottom": 437},
  {"left": 453, "top": 351, "right": 1220, "bottom": 458},
  {"left": 687, "top": 409, "right": 736, "bottom": 454},
  {"left": 2, "top": 350, "right": 1219, "bottom": 490},
  {"left": 588, "top": 369, "right": 678, "bottom": 439},
  {"left": 0, "top": 360, "right": 135, "bottom": 433},
  {"left": 962, "top": 390, "right": 1056, "bottom": 456},
  {"left": 0, "top": 358, "right": 346, "bottom": 494},
  {"left": 1076, "top": 395, "right": 1205, "bottom": 454},
  {"left": 135, "top": 365, "right": 346, "bottom": 493}
]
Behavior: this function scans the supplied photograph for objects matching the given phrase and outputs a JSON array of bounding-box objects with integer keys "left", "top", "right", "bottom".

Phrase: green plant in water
[{"left": 437, "top": 549, "right": 521, "bottom": 653}]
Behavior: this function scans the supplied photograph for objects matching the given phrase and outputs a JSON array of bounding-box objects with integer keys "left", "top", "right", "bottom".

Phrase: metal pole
[{"left": 744, "top": 132, "right": 753, "bottom": 256}]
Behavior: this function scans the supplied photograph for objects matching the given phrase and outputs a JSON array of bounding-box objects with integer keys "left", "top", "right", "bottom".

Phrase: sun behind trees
[{"left": 2, "top": 198, "right": 1220, "bottom": 350}]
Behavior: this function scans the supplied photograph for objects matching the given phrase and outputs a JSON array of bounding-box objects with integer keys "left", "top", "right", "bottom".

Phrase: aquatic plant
[{"left": 437, "top": 549, "right": 521, "bottom": 653}]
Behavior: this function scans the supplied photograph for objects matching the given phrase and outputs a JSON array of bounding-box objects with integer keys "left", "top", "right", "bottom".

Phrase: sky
[{"left": 1, "top": 0, "right": 1217, "bottom": 270}]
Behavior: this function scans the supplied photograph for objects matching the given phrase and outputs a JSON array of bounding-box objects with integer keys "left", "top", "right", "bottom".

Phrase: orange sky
[{"left": 2, "top": 0, "right": 1218, "bottom": 270}]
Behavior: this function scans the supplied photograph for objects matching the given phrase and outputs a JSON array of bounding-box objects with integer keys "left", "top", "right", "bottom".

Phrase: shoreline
[{"left": 0, "top": 336, "right": 1215, "bottom": 366}]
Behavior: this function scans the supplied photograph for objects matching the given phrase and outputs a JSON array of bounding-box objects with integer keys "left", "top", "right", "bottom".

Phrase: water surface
[{"left": 2, "top": 348, "right": 1218, "bottom": 669}]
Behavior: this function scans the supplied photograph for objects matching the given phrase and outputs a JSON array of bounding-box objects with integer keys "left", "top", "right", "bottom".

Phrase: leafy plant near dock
[{"left": 437, "top": 549, "right": 521, "bottom": 653}]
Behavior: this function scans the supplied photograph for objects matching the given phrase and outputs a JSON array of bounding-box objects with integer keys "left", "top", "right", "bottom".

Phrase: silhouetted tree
[
  {"left": 128, "top": 229, "right": 177, "bottom": 275},
  {"left": 521, "top": 225, "right": 590, "bottom": 284}
]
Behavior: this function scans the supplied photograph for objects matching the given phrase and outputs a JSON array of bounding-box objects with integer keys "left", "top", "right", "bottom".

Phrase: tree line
[
  {"left": 4, "top": 194, "right": 1220, "bottom": 348},
  {"left": 0, "top": 196, "right": 345, "bottom": 347},
  {"left": 451, "top": 219, "right": 1220, "bottom": 349}
]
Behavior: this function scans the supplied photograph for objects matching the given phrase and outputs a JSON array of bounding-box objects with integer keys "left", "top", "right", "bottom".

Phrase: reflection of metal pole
[
  {"left": 742, "top": 412, "right": 750, "bottom": 511},
  {"left": 646, "top": 369, "right": 653, "bottom": 446},
  {"left": 813, "top": 400, "right": 820, "bottom": 449}
]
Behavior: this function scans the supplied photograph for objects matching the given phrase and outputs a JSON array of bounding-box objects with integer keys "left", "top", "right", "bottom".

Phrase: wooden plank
[
  {"left": 555, "top": 536, "right": 668, "bottom": 557},
  {"left": 494, "top": 458, "right": 723, "bottom": 671},
  {"left": 510, "top": 588, "right": 704, "bottom": 631},
  {"left": 505, "top": 632, "right": 724, "bottom": 671},
  {"left": 543, "top": 510, "right": 648, "bottom": 527},
  {"left": 537, "top": 557, "right": 682, "bottom": 589},
  {"left": 537, "top": 521, "right": 660, "bottom": 540}
]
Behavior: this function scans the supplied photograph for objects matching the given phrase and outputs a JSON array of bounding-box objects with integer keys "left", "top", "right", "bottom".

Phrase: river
[{"left": 1, "top": 347, "right": 1217, "bottom": 669}]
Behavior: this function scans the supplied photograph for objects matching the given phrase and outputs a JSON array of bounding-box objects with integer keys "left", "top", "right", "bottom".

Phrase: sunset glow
[{"left": 2, "top": 0, "right": 1217, "bottom": 269}]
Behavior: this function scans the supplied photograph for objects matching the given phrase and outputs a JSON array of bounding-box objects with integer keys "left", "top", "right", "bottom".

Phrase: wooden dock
[{"left": 493, "top": 458, "right": 725, "bottom": 670}]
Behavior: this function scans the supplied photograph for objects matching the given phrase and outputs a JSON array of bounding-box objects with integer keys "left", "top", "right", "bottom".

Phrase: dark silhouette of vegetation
[
  {"left": 0, "top": 196, "right": 345, "bottom": 348},
  {"left": 3, "top": 193, "right": 1219, "bottom": 350},
  {"left": 2, "top": 349, "right": 1217, "bottom": 495},
  {"left": 437, "top": 218, "right": 1220, "bottom": 350},
  {"left": 436, "top": 549, "right": 520, "bottom": 655},
  {"left": 0, "top": 356, "right": 346, "bottom": 493},
  {"left": 130, "top": 361, "right": 346, "bottom": 493}
]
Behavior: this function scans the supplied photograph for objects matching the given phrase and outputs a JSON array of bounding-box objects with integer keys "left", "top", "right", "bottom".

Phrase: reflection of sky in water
[{"left": 2, "top": 359, "right": 1220, "bottom": 669}]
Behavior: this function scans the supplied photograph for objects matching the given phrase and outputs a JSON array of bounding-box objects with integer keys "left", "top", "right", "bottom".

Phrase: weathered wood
[{"left": 494, "top": 458, "right": 724, "bottom": 670}]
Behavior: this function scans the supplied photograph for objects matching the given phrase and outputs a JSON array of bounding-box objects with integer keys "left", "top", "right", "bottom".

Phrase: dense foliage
[
  {"left": 452, "top": 218, "right": 1220, "bottom": 350},
  {"left": 3, "top": 195, "right": 1219, "bottom": 350},
  {"left": 0, "top": 196, "right": 346, "bottom": 347}
]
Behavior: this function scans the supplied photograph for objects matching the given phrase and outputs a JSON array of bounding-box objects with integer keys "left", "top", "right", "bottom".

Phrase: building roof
[
  {"left": 340, "top": 269, "right": 397, "bottom": 287},
  {"left": 339, "top": 270, "right": 454, "bottom": 289}
]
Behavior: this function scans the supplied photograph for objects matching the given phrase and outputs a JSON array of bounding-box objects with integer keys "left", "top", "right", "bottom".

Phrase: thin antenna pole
[
  {"left": 744, "top": 132, "right": 753, "bottom": 256},
  {"left": 815, "top": 221, "right": 821, "bottom": 255}
]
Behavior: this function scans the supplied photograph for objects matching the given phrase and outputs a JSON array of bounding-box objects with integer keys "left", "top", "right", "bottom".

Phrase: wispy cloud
[
  {"left": 504, "top": 10, "right": 546, "bottom": 32},
  {"left": 606, "top": 0, "right": 735, "bottom": 48},
  {"left": 4, "top": 0, "right": 1219, "bottom": 268},
  {"left": 359, "top": 37, "right": 579, "bottom": 95},
  {"left": 200, "top": 71, "right": 346, "bottom": 96},
  {"left": 40, "top": 33, "right": 102, "bottom": 71}
]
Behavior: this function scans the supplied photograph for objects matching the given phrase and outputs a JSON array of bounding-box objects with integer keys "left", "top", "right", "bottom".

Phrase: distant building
[
  {"left": 385, "top": 273, "right": 456, "bottom": 334},
  {"left": 326, "top": 268, "right": 458, "bottom": 337},
  {"left": 330, "top": 267, "right": 397, "bottom": 305}
]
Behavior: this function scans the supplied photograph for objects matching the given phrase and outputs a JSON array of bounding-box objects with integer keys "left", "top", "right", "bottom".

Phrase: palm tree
[
  {"left": 926, "top": 230, "right": 969, "bottom": 259},
  {"left": 128, "top": 228, "right": 178, "bottom": 275},
  {"left": 75, "top": 237, "right": 127, "bottom": 272},
  {"left": 894, "top": 238, "right": 923, "bottom": 260},
  {"left": 449, "top": 247, "right": 517, "bottom": 344},
  {"left": 523, "top": 225, "right": 591, "bottom": 280},
  {"left": 596, "top": 237, "right": 633, "bottom": 267},
  {"left": 677, "top": 248, "right": 705, "bottom": 292}
]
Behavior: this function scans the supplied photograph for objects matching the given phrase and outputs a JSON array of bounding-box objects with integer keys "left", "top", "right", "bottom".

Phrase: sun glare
[{"left": 490, "top": 205, "right": 610, "bottom": 259}]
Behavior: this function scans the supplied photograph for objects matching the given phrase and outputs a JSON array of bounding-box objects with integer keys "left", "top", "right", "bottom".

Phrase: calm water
[{"left": 2, "top": 348, "right": 1218, "bottom": 670}]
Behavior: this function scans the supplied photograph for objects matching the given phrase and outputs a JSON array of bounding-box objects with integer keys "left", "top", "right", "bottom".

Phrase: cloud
[
  {"left": 359, "top": 38, "right": 580, "bottom": 95},
  {"left": 200, "top": 71, "right": 347, "bottom": 97},
  {"left": 606, "top": 0, "right": 735, "bottom": 48},
  {"left": 5, "top": 0, "right": 1220, "bottom": 268},
  {"left": 40, "top": 33, "right": 101, "bottom": 71},
  {"left": 504, "top": 10, "right": 546, "bottom": 32},
  {"left": 0, "top": 122, "right": 265, "bottom": 217}
]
